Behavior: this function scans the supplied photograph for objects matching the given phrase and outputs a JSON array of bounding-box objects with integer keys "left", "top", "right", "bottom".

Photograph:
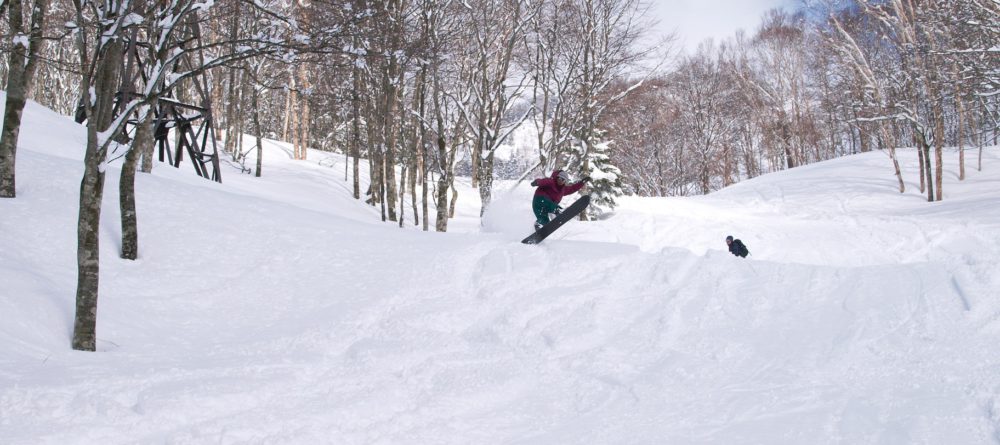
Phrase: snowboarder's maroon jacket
[{"left": 532, "top": 170, "right": 585, "bottom": 204}]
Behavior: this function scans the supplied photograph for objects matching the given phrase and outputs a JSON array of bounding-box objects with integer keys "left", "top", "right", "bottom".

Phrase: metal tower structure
[{"left": 86, "top": 13, "right": 223, "bottom": 182}]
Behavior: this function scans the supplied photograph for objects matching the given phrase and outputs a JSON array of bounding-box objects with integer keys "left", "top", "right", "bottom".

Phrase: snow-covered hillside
[{"left": 2, "top": 96, "right": 999, "bottom": 444}]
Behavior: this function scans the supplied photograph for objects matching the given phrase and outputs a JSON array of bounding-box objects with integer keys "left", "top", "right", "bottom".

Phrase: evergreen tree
[{"left": 571, "top": 129, "right": 623, "bottom": 218}]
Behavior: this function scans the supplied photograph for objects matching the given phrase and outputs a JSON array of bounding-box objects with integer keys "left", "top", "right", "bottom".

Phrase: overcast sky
[{"left": 650, "top": 0, "right": 799, "bottom": 53}]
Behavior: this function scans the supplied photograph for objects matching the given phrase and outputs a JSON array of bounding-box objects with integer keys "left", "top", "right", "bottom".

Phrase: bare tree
[
  {"left": 426, "top": 0, "right": 467, "bottom": 231},
  {"left": 458, "top": 0, "right": 537, "bottom": 215},
  {"left": 843, "top": 0, "right": 964, "bottom": 201},
  {"left": 70, "top": 0, "right": 128, "bottom": 351},
  {"left": 523, "top": 0, "right": 660, "bottom": 214},
  {"left": 0, "top": 0, "right": 49, "bottom": 198},
  {"left": 70, "top": 0, "right": 291, "bottom": 350},
  {"left": 827, "top": 5, "right": 907, "bottom": 193},
  {"left": 673, "top": 45, "right": 735, "bottom": 194}
]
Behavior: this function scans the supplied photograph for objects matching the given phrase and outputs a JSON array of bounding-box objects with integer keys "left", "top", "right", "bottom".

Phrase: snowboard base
[{"left": 522, "top": 195, "right": 590, "bottom": 244}]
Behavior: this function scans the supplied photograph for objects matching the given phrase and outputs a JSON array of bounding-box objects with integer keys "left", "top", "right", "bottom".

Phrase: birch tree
[
  {"left": 827, "top": 5, "right": 907, "bottom": 193},
  {"left": 70, "top": 0, "right": 129, "bottom": 351},
  {"left": 524, "top": 0, "right": 658, "bottom": 211},
  {"left": 459, "top": 0, "right": 536, "bottom": 215},
  {"left": 70, "top": 0, "right": 290, "bottom": 351},
  {"left": 673, "top": 46, "right": 735, "bottom": 194},
  {"left": 845, "top": 0, "right": 957, "bottom": 201},
  {"left": 571, "top": 0, "right": 660, "bottom": 217},
  {"left": 0, "top": 0, "right": 49, "bottom": 198}
]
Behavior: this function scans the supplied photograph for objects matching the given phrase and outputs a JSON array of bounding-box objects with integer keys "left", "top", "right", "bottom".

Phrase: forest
[
  {"left": 3, "top": 1, "right": 996, "bottom": 208},
  {"left": 1, "top": 0, "right": 998, "bottom": 350}
]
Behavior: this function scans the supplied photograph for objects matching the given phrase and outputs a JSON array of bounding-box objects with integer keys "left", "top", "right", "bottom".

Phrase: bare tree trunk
[
  {"left": 223, "top": 1, "right": 241, "bottom": 158},
  {"left": 407, "top": 124, "right": 419, "bottom": 227},
  {"left": 237, "top": 128, "right": 245, "bottom": 163},
  {"left": 975, "top": 107, "right": 983, "bottom": 172},
  {"left": 955, "top": 66, "right": 966, "bottom": 181},
  {"left": 351, "top": 52, "right": 362, "bottom": 199},
  {"left": 224, "top": 69, "right": 239, "bottom": 157},
  {"left": 379, "top": 157, "right": 387, "bottom": 221},
  {"left": 916, "top": 129, "right": 934, "bottom": 202},
  {"left": 917, "top": 136, "right": 926, "bottom": 193},
  {"left": 878, "top": 123, "right": 905, "bottom": 194},
  {"left": 449, "top": 183, "right": 459, "bottom": 219},
  {"left": 383, "top": 69, "right": 399, "bottom": 221},
  {"left": 299, "top": 92, "right": 310, "bottom": 160},
  {"left": 119, "top": 146, "right": 140, "bottom": 260},
  {"left": 723, "top": 143, "right": 736, "bottom": 186},
  {"left": 934, "top": 105, "right": 944, "bottom": 201},
  {"left": 140, "top": 112, "right": 156, "bottom": 173},
  {"left": 282, "top": 67, "right": 294, "bottom": 141},
  {"left": 74, "top": 137, "right": 108, "bottom": 351},
  {"left": 421, "top": 150, "right": 429, "bottom": 230},
  {"left": 858, "top": 124, "right": 869, "bottom": 153},
  {"left": 296, "top": 63, "right": 311, "bottom": 160},
  {"left": 478, "top": 152, "right": 494, "bottom": 216},
  {"left": 433, "top": 117, "right": 453, "bottom": 232},
  {"left": 435, "top": 160, "right": 449, "bottom": 232},
  {"left": 415, "top": 67, "right": 430, "bottom": 231},
  {"left": 365, "top": 91, "right": 382, "bottom": 210},
  {"left": 73, "top": 30, "right": 124, "bottom": 351},
  {"left": 0, "top": 0, "right": 49, "bottom": 198},
  {"left": 410, "top": 162, "right": 419, "bottom": 227},
  {"left": 398, "top": 163, "right": 407, "bottom": 228},
  {"left": 222, "top": 69, "right": 242, "bottom": 161},
  {"left": 781, "top": 120, "right": 795, "bottom": 169},
  {"left": 890, "top": 148, "right": 905, "bottom": 193},
  {"left": 290, "top": 83, "right": 301, "bottom": 158},
  {"left": 253, "top": 93, "right": 263, "bottom": 177},
  {"left": 120, "top": 103, "right": 155, "bottom": 260},
  {"left": 20, "top": 0, "right": 48, "bottom": 97},
  {"left": 0, "top": 73, "right": 26, "bottom": 197},
  {"left": 211, "top": 72, "right": 225, "bottom": 149},
  {"left": 958, "top": 96, "right": 965, "bottom": 181}
]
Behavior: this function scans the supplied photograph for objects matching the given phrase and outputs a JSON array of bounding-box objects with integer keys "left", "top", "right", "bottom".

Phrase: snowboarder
[
  {"left": 530, "top": 170, "right": 590, "bottom": 230},
  {"left": 726, "top": 235, "right": 749, "bottom": 258}
]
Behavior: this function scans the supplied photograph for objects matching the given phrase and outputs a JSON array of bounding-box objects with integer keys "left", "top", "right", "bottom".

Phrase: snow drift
[{"left": 2, "top": 94, "right": 999, "bottom": 444}]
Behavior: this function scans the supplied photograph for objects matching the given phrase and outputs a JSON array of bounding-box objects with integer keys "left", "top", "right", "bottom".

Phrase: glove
[
  {"left": 530, "top": 179, "right": 538, "bottom": 186},
  {"left": 582, "top": 177, "right": 593, "bottom": 183}
]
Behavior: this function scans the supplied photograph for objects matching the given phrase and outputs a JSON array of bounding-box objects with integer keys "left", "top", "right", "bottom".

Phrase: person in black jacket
[{"left": 726, "top": 235, "right": 749, "bottom": 258}]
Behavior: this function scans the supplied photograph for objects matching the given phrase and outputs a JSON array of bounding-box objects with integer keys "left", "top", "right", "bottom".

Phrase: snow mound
[{"left": 2, "top": 94, "right": 999, "bottom": 444}]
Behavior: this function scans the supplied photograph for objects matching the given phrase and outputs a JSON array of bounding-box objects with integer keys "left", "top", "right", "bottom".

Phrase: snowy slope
[{"left": 2, "top": 95, "right": 999, "bottom": 444}]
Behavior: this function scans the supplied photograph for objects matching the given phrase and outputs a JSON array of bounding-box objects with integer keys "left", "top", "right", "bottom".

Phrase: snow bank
[{"left": 2, "top": 94, "right": 999, "bottom": 444}]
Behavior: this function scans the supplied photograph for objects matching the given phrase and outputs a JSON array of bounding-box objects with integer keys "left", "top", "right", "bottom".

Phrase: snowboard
[{"left": 522, "top": 195, "right": 591, "bottom": 245}]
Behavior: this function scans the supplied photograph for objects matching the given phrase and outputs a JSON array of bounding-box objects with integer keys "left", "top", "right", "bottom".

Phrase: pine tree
[{"left": 571, "top": 129, "right": 623, "bottom": 218}]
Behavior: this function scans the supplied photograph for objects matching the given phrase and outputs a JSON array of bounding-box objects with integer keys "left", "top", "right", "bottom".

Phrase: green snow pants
[{"left": 532, "top": 195, "right": 560, "bottom": 226}]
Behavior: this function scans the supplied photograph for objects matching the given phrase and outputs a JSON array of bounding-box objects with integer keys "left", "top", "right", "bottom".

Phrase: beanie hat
[
  {"left": 726, "top": 235, "right": 734, "bottom": 242},
  {"left": 557, "top": 171, "right": 571, "bottom": 182}
]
